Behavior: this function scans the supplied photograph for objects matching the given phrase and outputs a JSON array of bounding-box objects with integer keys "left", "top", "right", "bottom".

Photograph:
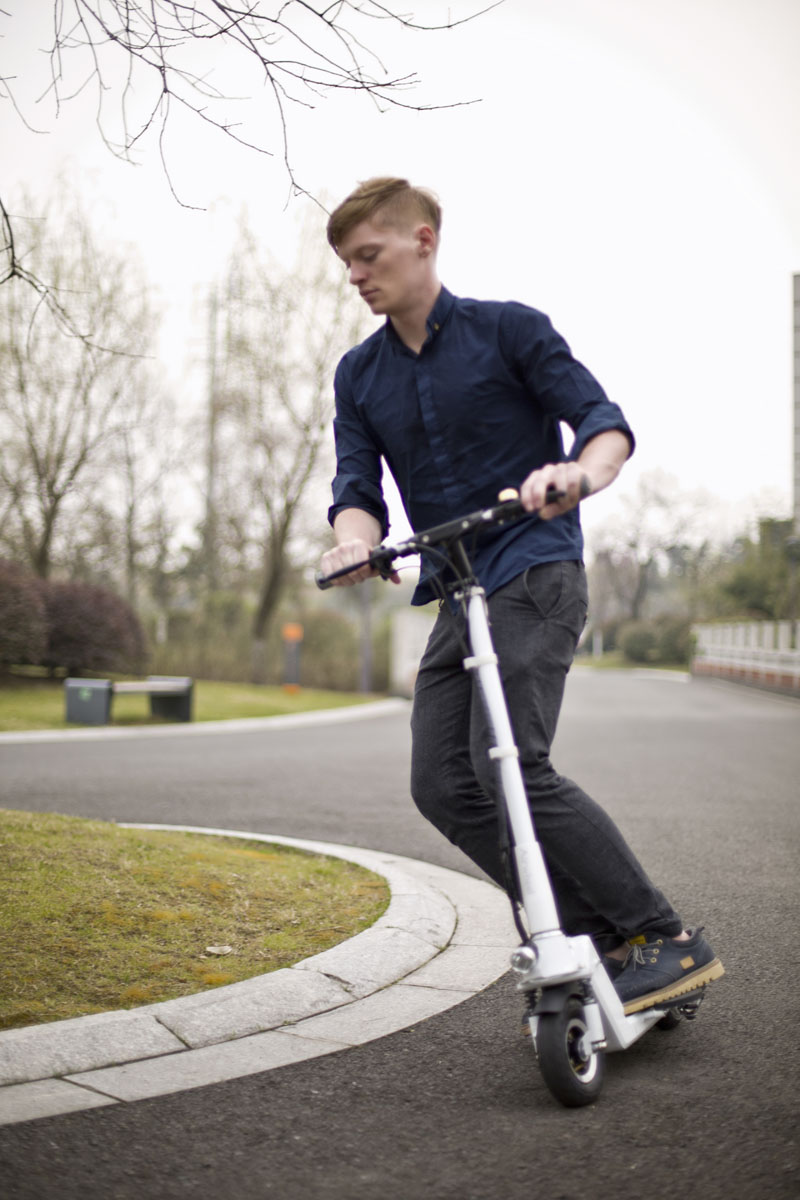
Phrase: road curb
[
  {"left": 0, "top": 698, "right": 411, "bottom": 745},
  {"left": 0, "top": 827, "right": 516, "bottom": 1127}
]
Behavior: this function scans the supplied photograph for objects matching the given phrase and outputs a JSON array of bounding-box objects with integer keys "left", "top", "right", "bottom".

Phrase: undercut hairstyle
[{"left": 326, "top": 177, "right": 442, "bottom": 252}]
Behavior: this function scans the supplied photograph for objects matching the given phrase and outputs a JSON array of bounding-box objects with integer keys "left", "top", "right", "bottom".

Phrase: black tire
[
  {"left": 536, "top": 997, "right": 605, "bottom": 1107},
  {"left": 656, "top": 1008, "right": 683, "bottom": 1031}
]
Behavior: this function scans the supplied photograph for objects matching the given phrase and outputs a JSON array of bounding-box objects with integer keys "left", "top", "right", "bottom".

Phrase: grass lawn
[
  {"left": 0, "top": 672, "right": 376, "bottom": 733},
  {"left": 0, "top": 809, "right": 389, "bottom": 1031}
]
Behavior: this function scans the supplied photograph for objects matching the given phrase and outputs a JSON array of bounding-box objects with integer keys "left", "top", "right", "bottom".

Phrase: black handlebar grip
[
  {"left": 541, "top": 476, "right": 591, "bottom": 506},
  {"left": 316, "top": 554, "right": 374, "bottom": 589}
]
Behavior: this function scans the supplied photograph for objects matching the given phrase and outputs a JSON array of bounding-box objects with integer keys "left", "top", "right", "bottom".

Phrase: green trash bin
[{"left": 65, "top": 679, "right": 112, "bottom": 725}]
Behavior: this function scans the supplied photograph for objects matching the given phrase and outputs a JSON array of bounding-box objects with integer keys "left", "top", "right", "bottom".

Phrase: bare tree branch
[
  {"left": 2, "top": 1, "right": 496, "bottom": 325},
  {"left": 0, "top": 194, "right": 158, "bottom": 576},
  {"left": 43, "top": 1, "right": 490, "bottom": 198},
  {"left": 0, "top": 194, "right": 144, "bottom": 350}
]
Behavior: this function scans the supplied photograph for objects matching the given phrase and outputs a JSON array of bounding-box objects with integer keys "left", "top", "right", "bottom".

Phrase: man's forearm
[
  {"left": 322, "top": 507, "right": 399, "bottom": 587},
  {"left": 333, "top": 508, "right": 384, "bottom": 548},
  {"left": 577, "top": 429, "right": 632, "bottom": 495},
  {"left": 519, "top": 428, "right": 632, "bottom": 516}
]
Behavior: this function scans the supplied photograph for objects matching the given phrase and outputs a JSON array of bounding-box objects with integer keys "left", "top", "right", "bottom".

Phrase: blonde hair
[{"left": 326, "top": 177, "right": 442, "bottom": 251}]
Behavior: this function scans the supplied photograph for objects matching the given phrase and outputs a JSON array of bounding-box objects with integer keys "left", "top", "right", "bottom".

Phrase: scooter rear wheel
[{"left": 536, "top": 997, "right": 605, "bottom": 1107}]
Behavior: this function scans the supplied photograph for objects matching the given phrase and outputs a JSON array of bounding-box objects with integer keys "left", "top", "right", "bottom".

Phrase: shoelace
[
  {"left": 626, "top": 939, "right": 663, "bottom": 969},
  {"left": 623, "top": 926, "right": 704, "bottom": 971}
]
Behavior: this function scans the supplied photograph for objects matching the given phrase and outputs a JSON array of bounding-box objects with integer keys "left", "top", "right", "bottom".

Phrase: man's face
[{"left": 336, "top": 218, "right": 432, "bottom": 317}]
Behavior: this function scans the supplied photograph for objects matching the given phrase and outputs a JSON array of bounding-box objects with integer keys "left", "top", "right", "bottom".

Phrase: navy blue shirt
[{"left": 329, "top": 287, "right": 634, "bottom": 605}]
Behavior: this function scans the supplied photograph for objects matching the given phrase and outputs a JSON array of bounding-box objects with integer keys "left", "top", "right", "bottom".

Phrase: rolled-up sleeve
[
  {"left": 327, "top": 356, "right": 390, "bottom": 535},
  {"left": 500, "top": 303, "right": 635, "bottom": 461}
]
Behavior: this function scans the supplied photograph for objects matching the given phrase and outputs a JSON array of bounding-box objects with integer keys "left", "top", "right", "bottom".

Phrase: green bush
[
  {"left": 299, "top": 610, "right": 360, "bottom": 690},
  {"left": 618, "top": 616, "right": 693, "bottom": 666},
  {"left": 42, "top": 580, "right": 147, "bottom": 676},
  {"left": 618, "top": 621, "right": 658, "bottom": 664},
  {"left": 146, "top": 598, "right": 390, "bottom": 692},
  {"left": 0, "top": 560, "right": 47, "bottom": 666},
  {"left": 654, "top": 615, "right": 693, "bottom": 666},
  {"left": 586, "top": 619, "right": 622, "bottom": 655}
]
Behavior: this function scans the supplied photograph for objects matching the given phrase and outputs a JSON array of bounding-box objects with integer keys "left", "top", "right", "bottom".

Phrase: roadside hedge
[
  {"left": 617, "top": 615, "right": 693, "bottom": 666},
  {"left": 0, "top": 562, "right": 146, "bottom": 676},
  {"left": 0, "top": 559, "right": 47, "bottom": 666}
]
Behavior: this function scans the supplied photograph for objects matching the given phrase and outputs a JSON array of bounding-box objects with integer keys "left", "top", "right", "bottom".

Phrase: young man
[{"left": 320, "top": 177, "right": 723, "bottom": 1011}]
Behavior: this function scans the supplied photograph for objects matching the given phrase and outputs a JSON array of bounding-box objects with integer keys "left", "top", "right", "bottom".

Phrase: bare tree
[
  {"left": 0, "top": 194, "right": 107, "bottom": 343},
  {"left": 208, "top": 212, "right": 368, "bottom": 681},
  {"left": 586, "top": 471, "right": 707, "bottom": 623},
  {"left": 0, "top": 192, "right": 156, "bottom": 578},
  {"left": 114, "top": 369, "right": 184, "bottom": 609}
]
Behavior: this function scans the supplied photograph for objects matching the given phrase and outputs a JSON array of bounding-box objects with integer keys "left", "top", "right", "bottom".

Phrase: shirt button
[{"left": 433, "top": 323, "right": 440, "bottom": 331}]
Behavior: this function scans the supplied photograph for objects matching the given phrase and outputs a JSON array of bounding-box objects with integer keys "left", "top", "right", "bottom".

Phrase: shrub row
[
  {"left": 617, "top": 615, "right": 694, "bottom": 666},
  {"left": 147, "top": 605, "right": 391, "bottom": 692},
  {"left": 0, "top": 560, "right": 146, "bottom": 676}
]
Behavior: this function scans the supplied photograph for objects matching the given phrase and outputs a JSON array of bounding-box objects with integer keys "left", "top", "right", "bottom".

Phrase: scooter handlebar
[
  {"left": 315, "top": 478, "right": 590, "bottom": 590},
  {"left": 314, "top": 551, "right": 397, "bottom": 591}
]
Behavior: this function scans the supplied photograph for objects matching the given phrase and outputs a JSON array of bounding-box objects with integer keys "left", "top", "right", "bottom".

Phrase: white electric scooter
[{"left": 318, "top": 487, "right": 711, "bottom": 1106}]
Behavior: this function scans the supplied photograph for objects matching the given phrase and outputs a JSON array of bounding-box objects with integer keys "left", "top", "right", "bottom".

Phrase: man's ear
[{"left": 416, "top": 223, "right": 437, "bottom": 257}]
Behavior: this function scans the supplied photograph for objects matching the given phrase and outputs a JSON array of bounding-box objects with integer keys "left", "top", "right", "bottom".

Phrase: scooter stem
[{"left": 463, "top": 587, "right": 561, "bottom": 935}]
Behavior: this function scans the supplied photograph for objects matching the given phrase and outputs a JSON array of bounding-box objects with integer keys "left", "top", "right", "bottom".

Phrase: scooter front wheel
[{"left": 536, "top": 997, "right": 605, "bottom": 1107}]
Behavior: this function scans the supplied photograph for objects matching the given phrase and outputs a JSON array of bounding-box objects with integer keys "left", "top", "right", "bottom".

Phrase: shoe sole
[{"left": 622, "top": 958, "right": 725, "bottom": 1015}]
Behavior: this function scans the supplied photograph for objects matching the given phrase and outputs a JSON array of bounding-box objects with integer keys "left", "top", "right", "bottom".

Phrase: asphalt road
[{"left": 1, "top": 670, "right": 798, "bottom": 1200}]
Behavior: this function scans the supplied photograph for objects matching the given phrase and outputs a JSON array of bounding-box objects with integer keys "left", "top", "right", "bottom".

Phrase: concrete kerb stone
[
  {"left": 0, "top": 698, "right": 411, "bottom": 745},
  {"left": 0, "top": 1010, "right": 187, "bottom": 1088},
  {"left": 0, "top": 827, "right": 516, "bottom": 1126}
]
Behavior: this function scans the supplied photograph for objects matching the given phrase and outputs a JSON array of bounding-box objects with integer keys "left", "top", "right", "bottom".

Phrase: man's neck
[{"left": 390, "top": 281, "right": 442, "bottom": 355}]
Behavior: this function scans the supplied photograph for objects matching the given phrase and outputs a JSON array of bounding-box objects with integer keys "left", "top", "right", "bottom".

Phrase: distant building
[{"left": 794, "top": 274, "right": 800, "bottom": 533}]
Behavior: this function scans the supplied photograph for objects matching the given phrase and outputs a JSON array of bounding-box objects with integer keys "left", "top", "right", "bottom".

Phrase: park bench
[{"left": 64, "top": 676, "right": 194, "bottom": 726}]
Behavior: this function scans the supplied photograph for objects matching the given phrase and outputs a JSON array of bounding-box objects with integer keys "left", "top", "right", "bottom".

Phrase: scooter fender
[
  {"left": 530, "top": 984, "right": 579, "bottom": 1015},
  {"left": 525, "top": 985, "right": 607, "bottom": 1056}
]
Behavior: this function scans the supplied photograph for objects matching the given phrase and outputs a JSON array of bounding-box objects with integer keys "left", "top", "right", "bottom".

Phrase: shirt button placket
[{"left": 416, "top": 351, "right": 460, "bottom": 514}]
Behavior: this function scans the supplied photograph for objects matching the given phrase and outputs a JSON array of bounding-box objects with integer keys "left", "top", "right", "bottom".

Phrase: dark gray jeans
[{"left": 410, "top": 561, "right": 682, "bottom": 952}]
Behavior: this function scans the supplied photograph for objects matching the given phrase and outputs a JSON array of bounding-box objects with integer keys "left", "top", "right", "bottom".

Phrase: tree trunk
[
  {"left": 250, "top": 552, "right": 286, "bottom": 684},
  {"left": 629, "top": 559, "right": 652, "bottom": 621},
  {"left": 250, "top": 636, "right": 268, "bottom": 687}
]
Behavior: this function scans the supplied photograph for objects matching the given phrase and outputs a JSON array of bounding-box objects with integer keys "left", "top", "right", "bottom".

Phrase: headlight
[{"left": 510, "top": 945, "right": 538, "bottom": 974}]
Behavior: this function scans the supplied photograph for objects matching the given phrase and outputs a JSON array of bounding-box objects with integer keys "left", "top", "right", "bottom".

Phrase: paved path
[{"left": 0, "top": 671, "right": 798, "bottom": 1199}]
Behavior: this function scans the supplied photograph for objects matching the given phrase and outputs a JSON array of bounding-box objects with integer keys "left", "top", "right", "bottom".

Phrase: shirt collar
[
  {"left": 424, "top": 286, "right": 455, "bottom": 340},
  {"left": 384, "top": 286, "right": 455, "bottom": 352}
]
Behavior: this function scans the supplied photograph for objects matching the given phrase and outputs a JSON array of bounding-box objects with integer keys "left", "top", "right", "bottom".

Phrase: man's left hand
[{"left": 519, "top": 463, "right": 591, "bottom": 520}]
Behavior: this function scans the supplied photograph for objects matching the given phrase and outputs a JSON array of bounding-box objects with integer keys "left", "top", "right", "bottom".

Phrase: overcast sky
[{"left": 2, "top": 0, "right": 798, "bottom": 544}]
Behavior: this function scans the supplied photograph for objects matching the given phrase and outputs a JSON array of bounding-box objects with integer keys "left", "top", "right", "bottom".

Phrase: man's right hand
[
  {"left": 322, "top": 509, "right": 401, "bottom": 587},
  {"left": 320, "top": 539, "right": 401, "bottom": 588}
]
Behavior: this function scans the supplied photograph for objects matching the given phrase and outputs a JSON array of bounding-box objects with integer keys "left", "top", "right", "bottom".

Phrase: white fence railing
[{"left": 692, "top": 621, "right": 800, "bottom": 694}]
